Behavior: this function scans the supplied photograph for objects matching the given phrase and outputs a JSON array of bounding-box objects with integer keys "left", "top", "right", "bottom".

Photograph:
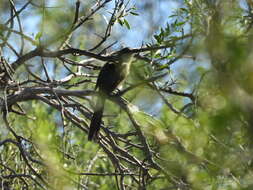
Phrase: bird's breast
[{"left": 116, "top": 62, "right": 130, "bottom": 79}]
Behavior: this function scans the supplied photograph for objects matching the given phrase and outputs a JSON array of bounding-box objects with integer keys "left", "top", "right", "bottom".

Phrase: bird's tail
[{"left": 88, "top": 96, "right": 105, "bottom": 141}]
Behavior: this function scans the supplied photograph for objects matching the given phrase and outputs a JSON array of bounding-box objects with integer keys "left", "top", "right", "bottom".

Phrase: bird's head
[{"left": 117, "top": 47, "right": 134, "bottom": 63}]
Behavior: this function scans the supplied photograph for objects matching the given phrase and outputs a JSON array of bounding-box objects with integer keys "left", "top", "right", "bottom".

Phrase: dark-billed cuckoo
[{"left": 88, "top": 47, "right": 134, "bottom": 141}]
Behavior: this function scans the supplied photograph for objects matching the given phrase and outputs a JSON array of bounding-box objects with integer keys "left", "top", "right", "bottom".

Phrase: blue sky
[{"left": 5, "top": 1, "right": 180, "bottom": 50}]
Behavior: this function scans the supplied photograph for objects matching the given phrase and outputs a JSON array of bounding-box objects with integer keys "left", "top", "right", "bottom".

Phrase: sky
[{"left": 3, "top": 0, "right": 180, "bottom": 50}]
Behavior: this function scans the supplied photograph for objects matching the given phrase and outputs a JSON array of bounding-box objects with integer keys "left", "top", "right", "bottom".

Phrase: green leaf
[
  {"left": 35, "top": 32, "right": 42, "bottom": 41},
  {"left": 175, "top": 21, "right": 185, "bottom": 27},
  {"left": 157, "top": 64, "right": 169, "bottom": 70},
  {"left": 124, "top": 19, "right": 131, "bottom": 29},
  {"left": 130, "top": 11, "right": 139, "bottom": 16},
  {"left": 160, "top": 28, "right": 165, "bottom": 36},
  {"left": 179, "top": 8, "right": 188, "bottom": 13},
  {"left": 154, "top": 35, "right": 161, "bottom": 44},
  {"left": 118, "top": 19, "right": 124, "bottom": 26},
  {"left": 165, "top": 23, "right": 170, "bottom": 35}
]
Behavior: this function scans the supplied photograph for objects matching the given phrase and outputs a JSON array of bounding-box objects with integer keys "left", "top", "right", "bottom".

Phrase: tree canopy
[{"left": 1, "top": 0, "right": 253, "bottom": 189}]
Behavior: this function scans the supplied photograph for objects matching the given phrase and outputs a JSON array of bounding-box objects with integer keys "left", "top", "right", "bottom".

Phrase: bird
[{"left": 88, "top": 47, "right": 135, "bottom": 141}]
